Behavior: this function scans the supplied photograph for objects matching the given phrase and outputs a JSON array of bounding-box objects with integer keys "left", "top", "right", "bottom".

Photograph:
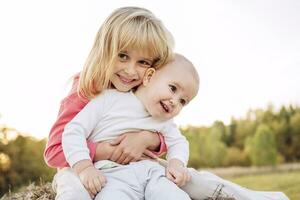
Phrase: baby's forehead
[{"left": 161, "top": 58, "right": 199, "bottom": 96}]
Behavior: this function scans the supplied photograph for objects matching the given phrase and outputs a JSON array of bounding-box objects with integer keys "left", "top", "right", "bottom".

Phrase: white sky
[{"left": 0, "top": 0, "right": 299, "bottom": 139}]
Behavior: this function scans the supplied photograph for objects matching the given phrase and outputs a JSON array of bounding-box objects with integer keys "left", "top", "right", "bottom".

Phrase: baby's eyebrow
[
  {"left": 173, "top": 82, "right": 182, "bottom": 90},
  {"left": 173, "top": 82, "right": 192, "bottom": 104}
]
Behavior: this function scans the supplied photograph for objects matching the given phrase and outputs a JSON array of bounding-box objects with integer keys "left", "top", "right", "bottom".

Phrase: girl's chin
[{"left": 112, "top": 81, "right": 135, "bottom": 91}]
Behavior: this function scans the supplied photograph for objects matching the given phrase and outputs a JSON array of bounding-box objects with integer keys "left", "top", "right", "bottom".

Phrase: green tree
[
  {"left": 246, "top": 124, "right": 277, "bottom": 166},
  {"left": 0, "top": 129, "right": 55, "bottom": 195}
]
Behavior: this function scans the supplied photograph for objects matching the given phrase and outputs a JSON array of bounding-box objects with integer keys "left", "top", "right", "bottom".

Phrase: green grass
[{"left": 227, "top": 170, "right": 300, "bottom": 200}]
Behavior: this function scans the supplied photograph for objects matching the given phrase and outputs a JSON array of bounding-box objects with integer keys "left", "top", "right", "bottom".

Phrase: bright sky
[{"left": 0, "top": 0, "right": 299, "bottom": 139}]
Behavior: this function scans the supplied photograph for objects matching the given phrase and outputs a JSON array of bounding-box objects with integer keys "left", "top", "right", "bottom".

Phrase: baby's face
[{"left": 140, "top": 59, "right": 199, "bottom": 121}]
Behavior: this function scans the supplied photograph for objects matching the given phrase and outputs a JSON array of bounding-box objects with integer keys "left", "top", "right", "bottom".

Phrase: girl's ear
[{"left": 143, "top": 68, "right": 156, "bottom": 86}]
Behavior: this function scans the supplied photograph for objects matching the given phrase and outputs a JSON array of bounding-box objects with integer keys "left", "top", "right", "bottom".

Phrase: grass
[
  {"left": 2, "top": 170, "right": 299, "bottom": 200},
  {"left": 226, "top": 170, "right": 300, "bottom": 200}
]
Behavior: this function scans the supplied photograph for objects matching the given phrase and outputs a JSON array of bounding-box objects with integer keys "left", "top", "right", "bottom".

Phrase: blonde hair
[{"left": 79, "top": 7, "right": 174, "bottom": 99}]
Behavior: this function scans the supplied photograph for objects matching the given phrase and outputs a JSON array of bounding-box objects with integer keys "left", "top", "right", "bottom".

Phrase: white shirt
[{"left": 62, "top": 89, "right": 189, "bottom": 168}]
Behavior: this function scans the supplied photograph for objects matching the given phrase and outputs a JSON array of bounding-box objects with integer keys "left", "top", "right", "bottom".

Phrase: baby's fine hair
[{"left": 79, "top": 6, "right": 174, "bottom": 99}]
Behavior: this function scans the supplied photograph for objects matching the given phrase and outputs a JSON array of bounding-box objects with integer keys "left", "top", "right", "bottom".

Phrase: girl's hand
[
  {"left": 109, "top": 131, "right": 158, "bottom": 164},
  {"left": 166, "top": 159, "right": 191, "bottom": 187}
]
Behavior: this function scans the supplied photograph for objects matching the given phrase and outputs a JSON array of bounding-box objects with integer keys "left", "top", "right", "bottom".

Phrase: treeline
[
  {"left": 0, "top": 104, "right": 300, "bottom": 195},
  {"left": 184, "top": 104, "right": 300, "bottom": 169},
  {"left": 0, "top": 127, "right": 55, "bottom": 196}
]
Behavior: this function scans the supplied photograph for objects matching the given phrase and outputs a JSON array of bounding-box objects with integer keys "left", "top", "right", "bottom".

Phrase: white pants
[
  {"left": 53, "top": 160, "right": 289, "bottom": 200},
  {"left": 182, "top": 169, "right": 289, "bottom": 200},
  {"left": 53, "top": 160, "right": 190, "bottom": 200}
]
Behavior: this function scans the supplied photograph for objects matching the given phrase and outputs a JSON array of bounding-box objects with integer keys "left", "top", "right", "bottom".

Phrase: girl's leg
[
  {"left": 181, "top": 169, "right": 289, "bottom": 200},
  {"left": 52, "top": 168, "right": 91, "bottom": 200}
]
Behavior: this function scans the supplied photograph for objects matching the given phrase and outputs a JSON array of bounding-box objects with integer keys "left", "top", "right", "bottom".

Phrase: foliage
[
  {"left": 245, "top": 124, "right": 277, "bottom": 166},
  {"left": 0, "top": 127, "right": 55, "bottom": 196},
  {"left": 184, "top": 104, "right": 300, "bottom": 169}
]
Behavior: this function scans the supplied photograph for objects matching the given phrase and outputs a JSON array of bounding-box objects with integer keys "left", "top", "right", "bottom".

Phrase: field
[
  {"left": 226, "top": 170, "right": 300, "bottom": 200},
  {"left": 2, "top": 168, "right": 300, "bottom": 200}
]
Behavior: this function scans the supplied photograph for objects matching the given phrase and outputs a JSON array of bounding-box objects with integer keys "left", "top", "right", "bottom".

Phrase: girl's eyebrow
[{"left": 141, "top": 57, "right": 153, "bottom": 63}]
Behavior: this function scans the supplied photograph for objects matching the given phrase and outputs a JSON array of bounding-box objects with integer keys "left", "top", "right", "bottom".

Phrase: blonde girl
[
  {"left": 45, "top": 6, "right": 288, "bottom": 200},
  {"left": 44, "top": 6, "right": 174, "bottom": 199}
]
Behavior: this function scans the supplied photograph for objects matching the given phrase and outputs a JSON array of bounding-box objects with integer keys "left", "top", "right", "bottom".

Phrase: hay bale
[{"left": 1, "top": 183, "right": 55, "bottom": 200}]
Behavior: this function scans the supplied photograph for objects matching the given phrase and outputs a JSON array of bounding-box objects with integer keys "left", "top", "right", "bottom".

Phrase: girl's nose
[{"left": 124, "top": 62, "right": 136, "bottom": 76}]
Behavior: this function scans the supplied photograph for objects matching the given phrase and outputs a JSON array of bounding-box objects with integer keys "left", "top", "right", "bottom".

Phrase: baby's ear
[{"left": 143, "top": 68, "right": 156, "bottom": 86}]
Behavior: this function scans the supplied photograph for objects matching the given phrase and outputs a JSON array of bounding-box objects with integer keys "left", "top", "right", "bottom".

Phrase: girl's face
[{"left": 110, "top": 49, "right": 154, "bottom": 92}]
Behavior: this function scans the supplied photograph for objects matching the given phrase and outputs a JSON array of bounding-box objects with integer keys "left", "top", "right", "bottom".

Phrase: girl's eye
[
  {"left": 180, "top": 99, "right": 186, "bottom": 106},
  {"left": 169, "top": 85, "right": 177, "bottom": 93},
  {"left": 118, "top": 53, "right": 129, "bottom": 61},
  {"left": 139, "top": 60, "right": 152, "bottom": 68}
]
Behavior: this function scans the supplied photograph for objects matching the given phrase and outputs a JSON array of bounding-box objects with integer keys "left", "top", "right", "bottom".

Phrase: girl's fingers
[
  {"left": 110, "top": 148, "right": 122, "bottom": 161},
  {"left": 116, "top": 152, "right": 127, "bottom": 164},
  {"left": 122, "top": 155, "right": 133, "bottom": 164},
  {"left": 143, "top": 149, "right": 157, "bottom": 159},
  {"left": 110, "top": 135, "right": 125, "bottom": 146}
]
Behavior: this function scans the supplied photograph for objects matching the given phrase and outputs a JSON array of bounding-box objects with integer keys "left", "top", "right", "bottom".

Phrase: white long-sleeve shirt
[{"left": 62, "top": 89, "right": 189, "bottom": 168}]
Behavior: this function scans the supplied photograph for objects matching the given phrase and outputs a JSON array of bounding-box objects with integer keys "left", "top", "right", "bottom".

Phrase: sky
[{"left": 0, "top": 0, "right": 299, "bottom": 139}]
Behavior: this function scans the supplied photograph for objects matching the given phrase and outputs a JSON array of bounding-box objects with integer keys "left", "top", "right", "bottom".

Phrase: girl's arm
[
  {"left": 107, "top": 131, "right": 167, "bottom": 164},
  {"left": 44, "top": 75, "right": 95, "bottom": 168}
]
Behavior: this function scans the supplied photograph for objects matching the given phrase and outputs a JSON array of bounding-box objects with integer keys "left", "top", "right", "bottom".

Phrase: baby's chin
[{"left": 151, "top": 113, "right": 174, "bottom": 122}]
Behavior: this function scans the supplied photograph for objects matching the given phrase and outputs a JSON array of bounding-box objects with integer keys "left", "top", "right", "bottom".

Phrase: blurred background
[{"left": 0, "top": 0, "right": 299, "bottom": 199}]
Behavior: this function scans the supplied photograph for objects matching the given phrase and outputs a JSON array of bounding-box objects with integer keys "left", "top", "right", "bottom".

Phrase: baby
[{"left": 62, "top": 53, "right": 199, "bottom": 199}]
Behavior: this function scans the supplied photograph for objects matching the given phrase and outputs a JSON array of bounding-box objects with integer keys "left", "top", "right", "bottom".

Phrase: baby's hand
[
  {"left": 79, "top": 165, "right": 107, "bottom": 198},
  {"left": 166, "top": 159, "right": 191, "bottom": 187}
]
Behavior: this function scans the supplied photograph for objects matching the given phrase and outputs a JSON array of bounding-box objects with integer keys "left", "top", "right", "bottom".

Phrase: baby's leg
[
  {"left": 94, "top": 165, "right": 144, "bottom": 200},
  {"left": 181, "top": 169, "right": 289, "bottom": 200},
  {"left": 52, "top": 168, "right": 91, "bottom": 200},
  {"left": 134, "top": 160, "right": 190, "bottom": 200}
]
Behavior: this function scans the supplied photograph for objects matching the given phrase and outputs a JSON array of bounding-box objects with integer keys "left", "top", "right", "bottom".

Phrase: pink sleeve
[
  {"left": 43, "top": 74, "right": 97, "bottom": 168},
  {"left": 151, "top": 133, "right": 167, "bottom": 156}
]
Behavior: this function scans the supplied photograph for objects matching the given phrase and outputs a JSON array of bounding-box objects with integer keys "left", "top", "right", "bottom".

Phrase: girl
[
  {"left": 44, "top": 6, "right": 174, "bottom": 199},
  {"left": 44, "top": 6, "right": 289, "bottom": 200}
]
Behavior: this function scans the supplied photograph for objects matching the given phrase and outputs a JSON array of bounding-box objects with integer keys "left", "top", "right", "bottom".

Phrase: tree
[{"left": 246, "top": 124, "right": 277, "bottom": 166}]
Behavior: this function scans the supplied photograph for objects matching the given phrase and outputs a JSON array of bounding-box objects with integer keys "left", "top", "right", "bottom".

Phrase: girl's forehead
[{"left": 121, "top": 48, "right": 155, "bottom": 60}]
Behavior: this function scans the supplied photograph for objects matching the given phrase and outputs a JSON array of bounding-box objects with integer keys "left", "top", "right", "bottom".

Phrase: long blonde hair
[{"left": 79, "top": 7, "right": 174, "bottom": 99}]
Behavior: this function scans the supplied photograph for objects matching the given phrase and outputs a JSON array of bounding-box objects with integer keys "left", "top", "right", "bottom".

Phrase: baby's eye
[
  {"left": 118, "top": 53, "right": 129, "bottom": 61},
  {"left": 180, "top": 99, "right": 186, "bottom": 106},
  {"left": 169, "top": 85, "right": 177, "bottom": 93},
  {"left": 138, "top": 60, "right": 152, "bottom": 68}
]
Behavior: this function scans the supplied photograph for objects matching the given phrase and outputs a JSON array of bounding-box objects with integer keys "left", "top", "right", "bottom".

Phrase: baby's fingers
[
  {"left": 82, "top": 182, "right": 95, "bottom": 199},
  {"left": 99, "top": 174, "right": 107, "bottom": 187},
  {"left": 166, "top": 169, "right": 176, "bottom": 182},
  {"left": 186, "top": 170, "right": 191, "bottom": 182},
  {"left": 88, "top": 180, "right": 98, "bottom": 196},
  {"left": 93, "top": 177, "right": 102, "bottom": 193}
]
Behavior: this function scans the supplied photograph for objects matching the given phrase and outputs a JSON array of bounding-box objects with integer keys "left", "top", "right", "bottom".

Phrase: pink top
[{"left": 44, "top": 74, "right": 167, "bottom": 168}]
